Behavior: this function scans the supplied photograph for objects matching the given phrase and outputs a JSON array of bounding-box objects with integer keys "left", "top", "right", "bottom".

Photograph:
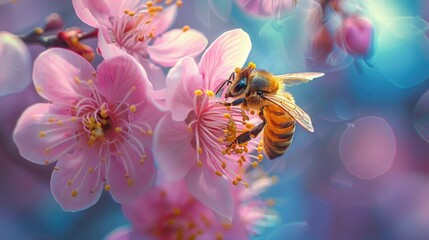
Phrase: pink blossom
[
  {"left": 0, "top": 31, "right": 32, "bottom": 96},
  {"left": 13, "top": 48, "right": 162, "bottom": 211},
  {"left": 153, "top": 29, "right": 265, "bottom": 222},
  {"left": 72, "top": 0, "right": 208, "bottom": 85},
  {"left": 336, "top": 15, "right": 374, "bottom": 57},
  {"left": 105, "top": 172, "right": 276, "bottom": 240}
]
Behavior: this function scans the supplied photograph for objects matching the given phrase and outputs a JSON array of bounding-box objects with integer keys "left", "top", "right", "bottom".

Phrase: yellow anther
[
  {"left": 145, "top": 19, "right": 152, "bottom": 24},
  {"left": 197, "top": 147, "right": 203, "bottom": 155},
  {"left": 87, "top": 79, "right": 94, "bottom": 85},
  {"left": 197, "top": 161, "right": 203, "bottom": 167},
  {"left": 88, "top": 167, "right": 94, "bottom": 173},
  {"left": 252, "top": 161, "right": 259, "bottom": 168},
  {"left": 176, "top": 0, "right": 183, "bottom": 7},
  {"left": 236, "top": 176, "right": 242, "bottom": 182},
  {"left": 147, "top": 130, "right": 153, "bottom": 136},
  {"left": 266, "top": 199, "right": 276, "bottom": 207},
  {"left": 57, "top": 120, "right": 63, "bottom": 126},
  {"left": 39, "top": 131, "right": 46, "bottom": 138},
  {"left": 194, "top": 89, "right": 203, "bottom": 96},
  {"left": 248, "top": 61, "right": 256, "bottom": 69},
  {"left": 245, "top": 123, "right": 255, "bottom": 129},
  {"left": 182, "top": 25, "right": 190, "bottom": 32},
  {"left": 215, "top": 171, "right": 222, "bottom": 177},
  {"left": 71, "top": 190, "right": 78, "bottom": 197},
  {"left": 146, "top": 1, "right": 153, "bottom": 7},
  {"left": 223, "top": 113, "right": 232, "bottom": 119},
  {"left": 48, "top": 118, "right": 55, "bottom": 123},
  {"left": 34, "top": 27, "right": 44, "bottom": 35},
  {"left": 221, "top": 161, "right": 226, "bottom": 169},
  {"left": 249, "top": 109, "right": 256, "bottom": 115},
  {"left": 257, "top": 154, "right": 264, "bottom": 161},
  {"left": 205, "top": 90, "right": 215, "bottom": 97},
  {"left": 173, "top": 207, "right": 181, "bottom": 216},
  {"left": 244, "top": 181, "right": 249, "bottom": 188},
  {"left": 217, "top": 137, "right": 224, "bottom": 142},
  {"left": 128, "top": 11, "right": 136, "bottom": 17},
  {"left": 165, "top": 0, "right": 173, "bottom": 4},
  {"left": 127, "top": 178, "right": 134, "bottom": 186},
  {"left": 71, "top": 117, "right": 77, "bottom": 122},
  {"left": 115, "top": 127, "right": 122, "bottom": 133},
  {"left": 104, "top": 184, "right": 111, "bottom": 191},
  {"left": 232, "top": 180, "right": 238, "bottom": 185},
  {"left": 35, "top": 86, "right": 43, "bottom": 93},
  {"left": 74, "top": 76, "right": 81, "bottom": 84},
  {"left": 101, "top": 110, "right": 108, "bottom": 118},
  {"left": 123, "top": 9, "right": 130, "bottom": 14},
  {"left": 216, "top": 233, "right": 224, "bottom": 240},
  {"left": 129, "top": 105, "right": 137, "bottom": 113},
  {"left": 53, "top": 167, "right": 59, "bottom": 171},
  {"left": 235, "top": 67, "right": 241, "bottom": 73}
]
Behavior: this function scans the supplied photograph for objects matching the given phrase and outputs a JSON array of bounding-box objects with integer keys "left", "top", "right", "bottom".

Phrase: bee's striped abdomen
[{"left": 263, "top": 104, "right": 296, "bottom": 160}]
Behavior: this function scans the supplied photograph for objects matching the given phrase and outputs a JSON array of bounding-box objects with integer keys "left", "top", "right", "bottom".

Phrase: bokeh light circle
[
  {"left": 414, "top": 89, "right": 429, "bottom": 144},
  {"left": 339, "top": 116, "right": 396, "bottom": 180}
]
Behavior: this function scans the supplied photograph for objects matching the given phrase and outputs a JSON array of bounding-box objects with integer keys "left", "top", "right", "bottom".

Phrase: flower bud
[
  {"left": 336, "top": 15, "right": 374, "bottom": 57},
  {"left": 44, "top": 13, "right": 64, "bottom": 32}
]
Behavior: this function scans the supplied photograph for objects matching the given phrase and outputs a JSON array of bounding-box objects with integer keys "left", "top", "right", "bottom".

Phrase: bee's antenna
[{"left": 215, "top": 72, "right": 235, "bottom": 96}]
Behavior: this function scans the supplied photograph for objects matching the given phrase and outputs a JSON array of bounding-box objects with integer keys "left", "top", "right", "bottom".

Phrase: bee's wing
[
  {"left": 263, "top": 94, "right": 314, "bottom": 132},
  {"left": 275, "top": 72, "right": 324, "bottom": 87}
]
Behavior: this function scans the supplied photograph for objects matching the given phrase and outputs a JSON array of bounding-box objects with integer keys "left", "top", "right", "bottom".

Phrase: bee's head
[{"left": 225, "top": 74, "right": 247, "bottom": 98}]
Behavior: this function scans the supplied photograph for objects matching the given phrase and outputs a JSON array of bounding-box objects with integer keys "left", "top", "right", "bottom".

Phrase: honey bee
[{"left": 218, "top": 62, "right": 324, "bottom": 159}]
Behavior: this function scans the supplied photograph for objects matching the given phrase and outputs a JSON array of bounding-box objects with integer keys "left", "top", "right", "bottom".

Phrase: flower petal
[
  {"left": 107, "top": 146, "right": 156, "bottom": 203},
  {"left": 0, "top": 31, "right": 31, "bottom": 96},
  {"left": 13, "top": 103, "right": 80, "bottom": 165},
  {"left": 165, "top": 57, "right": 203, "bottom": 121},
  {"left": 72, "top": 0, "right": 97, "bottom": 27},
  {"left": 151, "top": 5, "right": 177, "bottom": 35},
  {"left": 140, "top": 58, "right": 166, "bottom": 91},
  {"left": 198, "top": 29, "right": 251, "bottom": 90},
  {"left": 184, "top": 165, "right": 234, "bottom": 223},
  {"left": 33, "top": 48, "right": 95, "bottom": 104},
  {"left": 79, "top": 0, "right": 122, "bottom": 27},
  {"left": 154, "top": 114, "right": 195, "bottom": 180},
  {"left": 147, "top": 28, "right": 208, "bottom": 67},
  {"left": 97, "top": 54, "right": 151, "bottom": 105},
  {"left": 105, "top": 226, "right": 135, "bottom": 240},
  {"left": 50, "top": 149, "right": 103, "bottom": 211}
]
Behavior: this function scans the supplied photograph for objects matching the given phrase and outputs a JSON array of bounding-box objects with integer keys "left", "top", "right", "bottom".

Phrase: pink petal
[
  {"left": 0, "top": 31, "right": 31, "bottom": 96},
  {"left": 198, "top": 29, "right": 251, "bottom": 91},
  {"left": 13, "top": 103, "right": 80, "bottom": 165},
  {"left": 96, "top": 28, "right": 127, "bottom": 59},
  {"left": 153, "top": 114, "right": 195, "bottom": 180},
  {"left": 50, "top": 149, "right": 103, "bottom": 211},
  {"left": 80, "top": 0, "right": 123, "bottom": 27},
  {"left": 140, "top": 58, "right": 166, "bottom": 91},
  {"left": 184, "top": 165, "right": 234, "bottom": 223},
  {"left": 165, "top": 57, "right": 203, "bottom": 121},
  {"left": 97, "top": 54, "right": 151, "bottom": 105},
  {"left": 107, "top": 146, "right": 156, "bottom": 203},
  {"left": 72, "top": 0, "right": 97, "bottom": 27},
  {"left": 104, "top": 226, "right": 132, "bottom": 240},
  {"left": 33, "top": 48, "right": 95, "bottom": 104},
  {"left": 147, "top": 28, "right": 208, "bottom": 67},
  {"left": 151, "top": 5, "right": 177, "bottom": 35}
]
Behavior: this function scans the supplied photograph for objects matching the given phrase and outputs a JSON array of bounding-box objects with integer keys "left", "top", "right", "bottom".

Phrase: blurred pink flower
[
  {"left": 0, "top": 31, "right": 31, "bottom": 96},
  {"left": 153, "top": 29, "right": 263, "bottom": 222},
  {"left": 13, "top": 48, "right": 162, "bottom": 211},
  {"left": 235, "top": 0, "right": 297, "bottom": 18},
  {"left": 336, "top": 15, "right": 374, "bottom": 57},
  {"left": 105, "top": 172, "right": 276, "bottom": 240},
  {"left": 72, "top": 0, "right": 208, "bottom": 85}
]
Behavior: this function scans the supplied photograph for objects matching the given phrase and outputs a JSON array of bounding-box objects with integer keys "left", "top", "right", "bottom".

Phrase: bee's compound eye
[{"left": 233, "top": 78, "right": 246, "bottom": 93}]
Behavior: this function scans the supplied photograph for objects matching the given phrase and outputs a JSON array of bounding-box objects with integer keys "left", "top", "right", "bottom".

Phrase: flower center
[
  {"left": 82, "top": 102, "right": 114, "bottom": 147},
  {"left": 187, "top": 89, "right": 264, "bottom": 187}
]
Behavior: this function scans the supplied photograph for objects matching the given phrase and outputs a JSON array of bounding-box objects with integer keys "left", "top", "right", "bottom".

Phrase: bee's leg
[
  {"left": 221, "top": 98, "right": 246, "bottom": 106},
  {"left": 236, "top": 120, "right": 266, "bottom": 144}
]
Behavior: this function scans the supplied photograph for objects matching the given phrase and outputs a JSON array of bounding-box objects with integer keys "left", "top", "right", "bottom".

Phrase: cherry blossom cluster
[{"left": 9, "top": 0, "right": 277, "bottom": 239}]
